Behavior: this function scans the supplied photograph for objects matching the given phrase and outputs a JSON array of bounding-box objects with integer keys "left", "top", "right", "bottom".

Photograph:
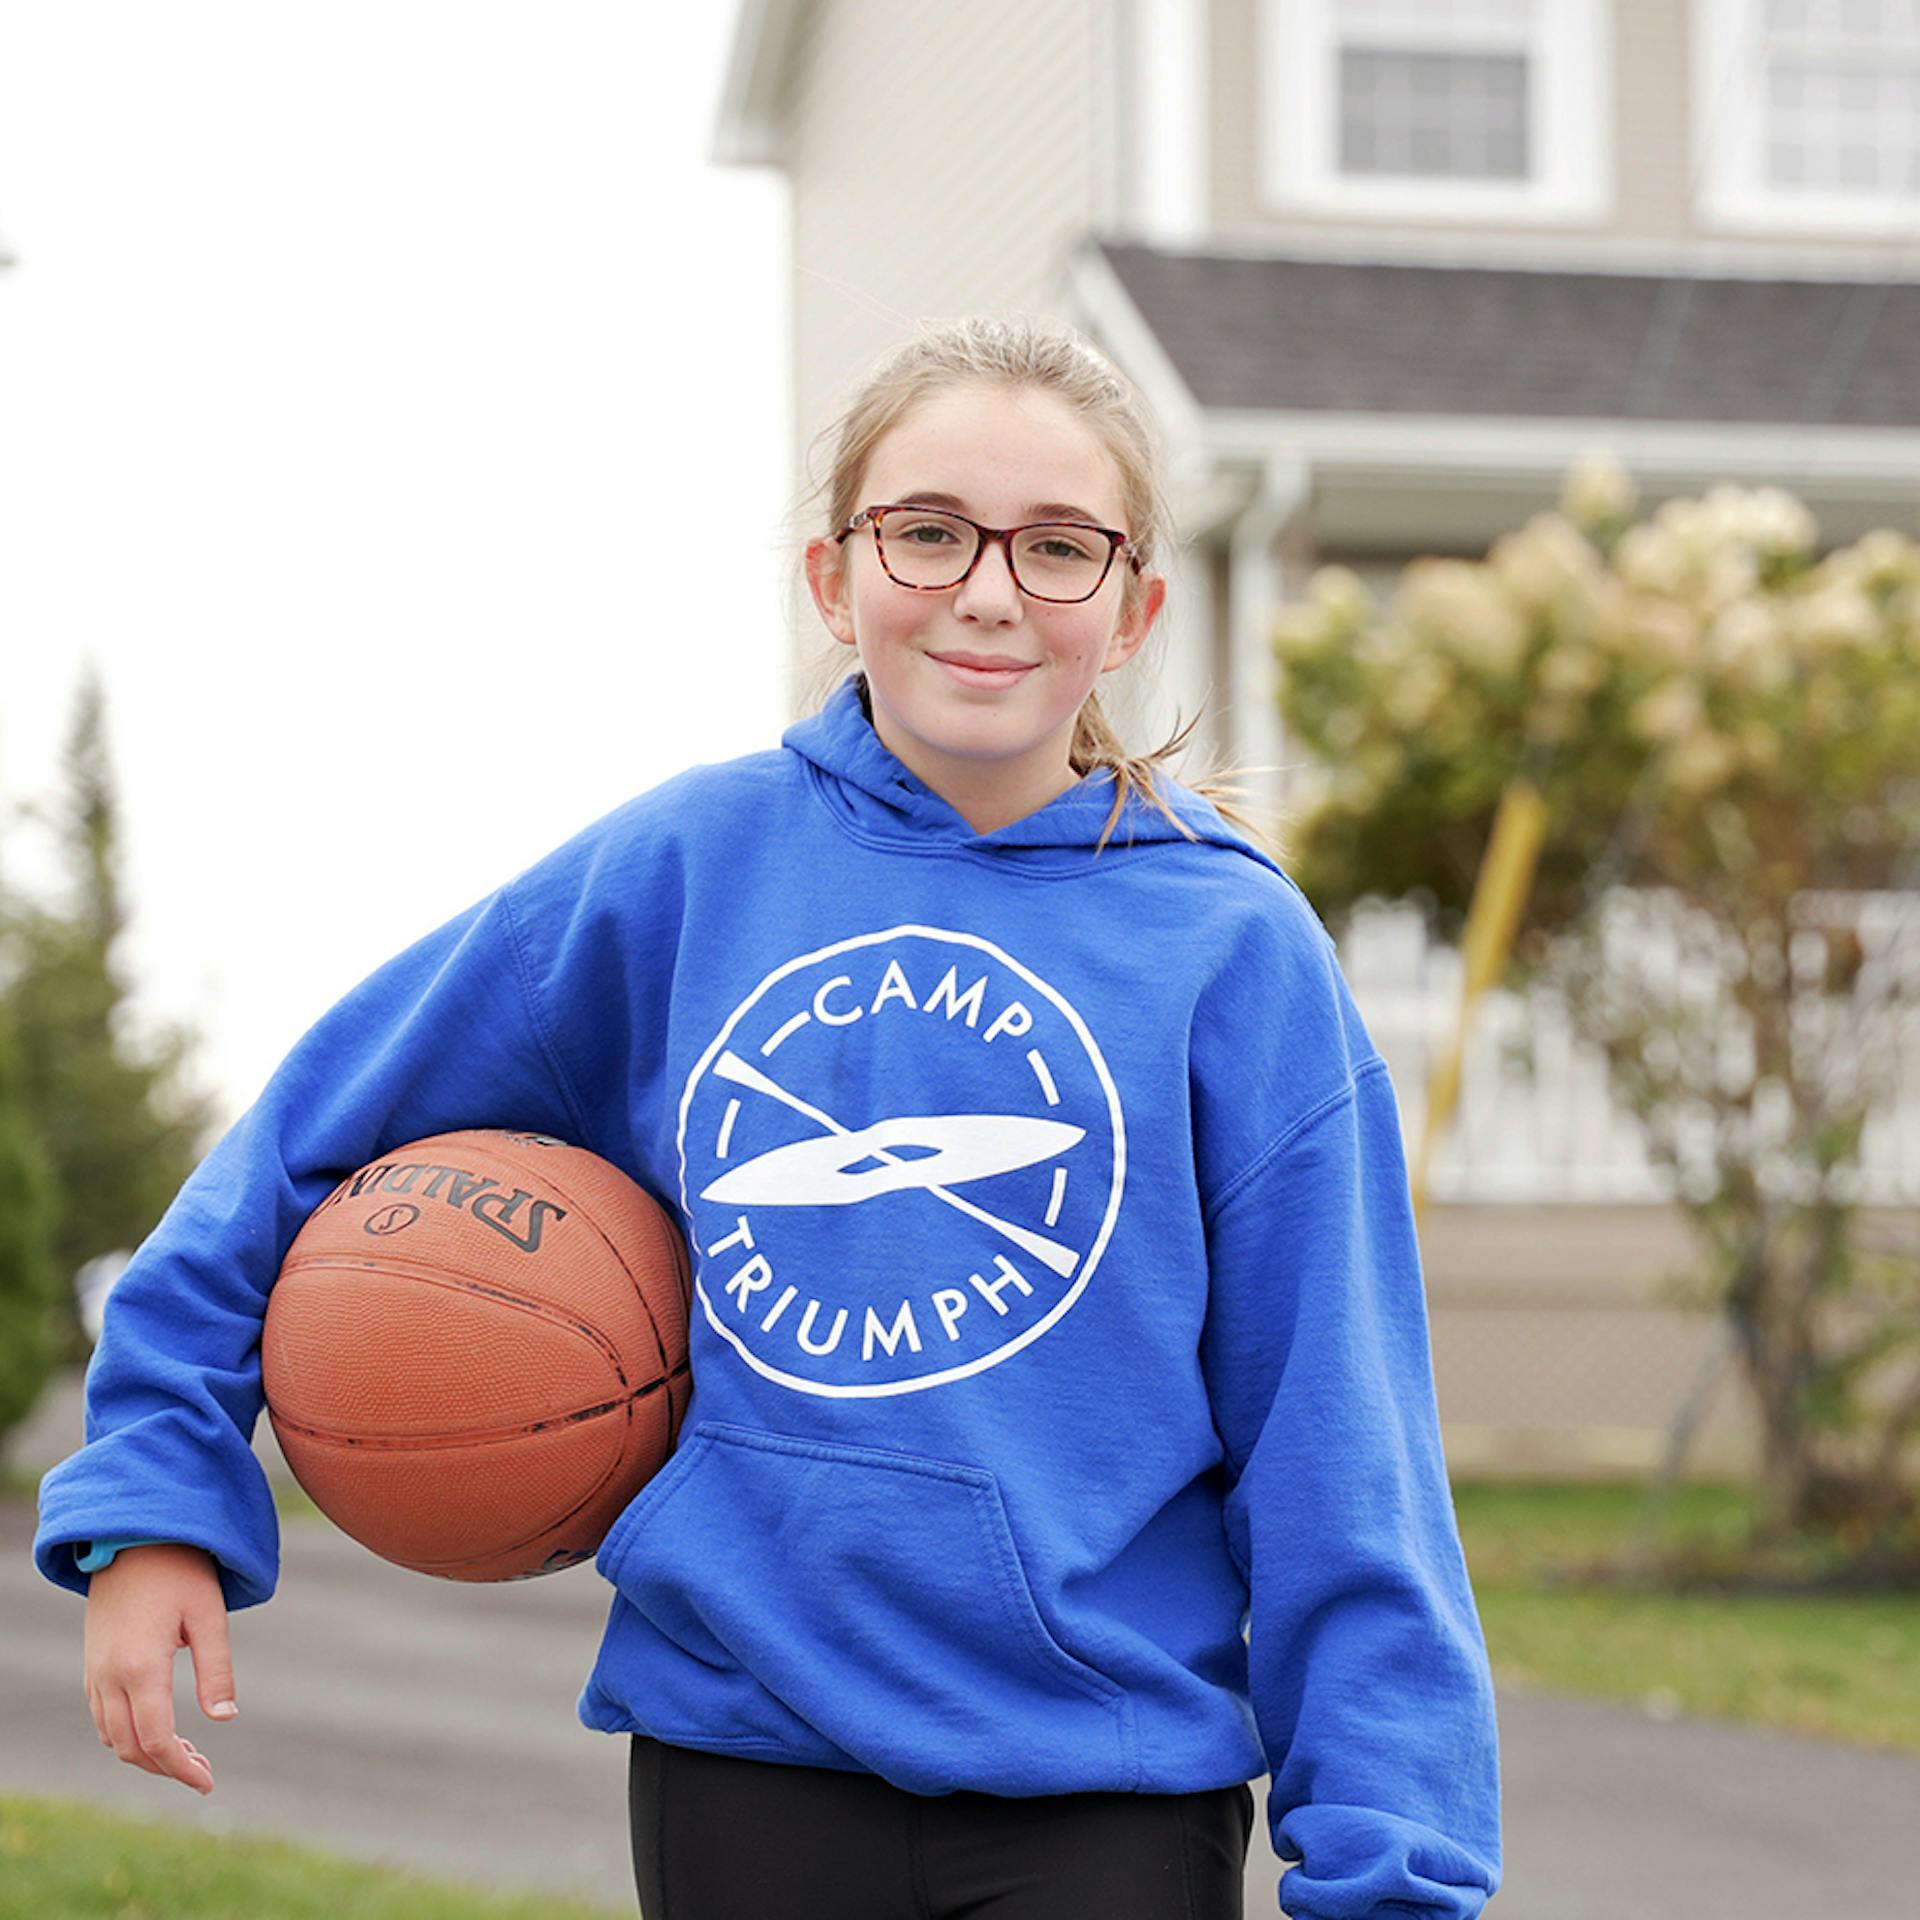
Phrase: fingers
[
  {"left": 184, "top": 1598, "right": 239, "bottom": 1724},
  {"left": 98, "top": 1687, "right": 167, "bottom": 1780},
  {"left": 125, "top": 1681, "right": 215, "bottom": 1795}
]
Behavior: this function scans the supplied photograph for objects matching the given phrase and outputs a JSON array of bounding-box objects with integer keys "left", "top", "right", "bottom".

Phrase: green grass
[
  {"left": 1455, "top": 1479, "right": 1920, "bottom": 1753},
  {"left": 0, "top": 1794, "right": 624, "bottom": 1919},
  {"left": 272, "top": 1479, "right": 324, "bottom": 1523}
]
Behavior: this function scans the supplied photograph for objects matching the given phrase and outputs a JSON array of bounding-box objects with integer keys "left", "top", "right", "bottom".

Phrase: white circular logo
[{"left": 677, "top": 925, "right": 1126, "bottom": 1397}]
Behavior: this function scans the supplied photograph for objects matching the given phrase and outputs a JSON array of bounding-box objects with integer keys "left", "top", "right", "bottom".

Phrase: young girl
[{"left": 38, "top": 317, "right": 1503, "bottom": 1919}]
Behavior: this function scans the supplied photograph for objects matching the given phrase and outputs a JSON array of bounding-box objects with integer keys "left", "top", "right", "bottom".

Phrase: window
[
  {"left": 1696, "top": 0, "right": 1920, "bottom": 232},
  {"left": 1261, "top": 0, "right": 1612, "bottom": 222}
]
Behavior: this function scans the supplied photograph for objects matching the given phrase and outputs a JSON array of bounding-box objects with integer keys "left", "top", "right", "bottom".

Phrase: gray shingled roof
[{"left": 1096, "top": 242, "right": 1920, "bottom": 428}]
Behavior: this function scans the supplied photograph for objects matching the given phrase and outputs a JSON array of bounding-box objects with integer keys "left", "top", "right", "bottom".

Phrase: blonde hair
[{"left": 796, "top": 315, "right": 1285, "bottom": 860}]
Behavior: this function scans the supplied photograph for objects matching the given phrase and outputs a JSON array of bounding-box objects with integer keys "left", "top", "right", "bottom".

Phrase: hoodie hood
[{"left": 782, "top": 673, "right": 1285, "bottom": 879}]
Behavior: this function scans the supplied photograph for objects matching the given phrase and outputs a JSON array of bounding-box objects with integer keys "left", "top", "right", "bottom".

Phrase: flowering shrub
[
  {"left": 1274, "top": 461, "right": 1919, "bottom": 935},
  {"left": 1271, "top": 463, "right": 1920, "bottom": 1571}
]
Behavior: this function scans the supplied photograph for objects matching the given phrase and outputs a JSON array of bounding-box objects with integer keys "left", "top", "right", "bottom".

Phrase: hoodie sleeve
[
  {"left": 31, "top": 876, "right": 593, "bottom": 1613},
  {"left": 1199, "top": 1057, "right": 1503, "bottom": 1920}
]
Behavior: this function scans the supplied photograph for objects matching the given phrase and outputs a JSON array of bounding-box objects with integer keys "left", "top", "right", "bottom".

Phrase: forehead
[{"left": 862, "top": 382, "right": 1124, "bottom": 524}]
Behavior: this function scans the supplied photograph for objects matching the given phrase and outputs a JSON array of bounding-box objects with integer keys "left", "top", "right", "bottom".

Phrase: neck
[{"left": 859, "top": 676, "right": 1081, "bottom": 836}]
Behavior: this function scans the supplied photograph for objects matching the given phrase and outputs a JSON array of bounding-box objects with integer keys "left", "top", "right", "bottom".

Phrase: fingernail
[{"left": 212, "top": 1701, "right": 237, "bottom": 1718}]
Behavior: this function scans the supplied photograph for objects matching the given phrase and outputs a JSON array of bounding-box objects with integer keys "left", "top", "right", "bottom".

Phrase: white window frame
[
  {"left": 1114, "top": 0, "right": 1210, "bottom": 244},
  {"left": 1693, "top": 0, "right": 1920, "bottom": 236},
  {"left": 1259, "top": 0, "right": 1613, "bottom": 225}
]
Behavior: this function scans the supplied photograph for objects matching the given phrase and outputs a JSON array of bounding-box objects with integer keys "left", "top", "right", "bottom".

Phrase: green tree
[
  {"left": 0, "top": 937, "right": 61, "bottom": 1444},
  {"left": 1, "top": 661, "right": 217, "bottom": 1400},
  {"left": 1272, "top": 472, "right": 1920, "bottom": 1579}
]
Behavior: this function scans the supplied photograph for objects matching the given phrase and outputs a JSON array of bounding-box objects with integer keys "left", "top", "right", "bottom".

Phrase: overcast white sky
[{"left": 0, "top": 3, "right": 791, "bottom": 1133}]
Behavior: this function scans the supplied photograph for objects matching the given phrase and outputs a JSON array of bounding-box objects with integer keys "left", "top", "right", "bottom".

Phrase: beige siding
[
  {"left": 784, "top": 1, "right": 1098, "bottom": 578},
  {"left": 1614, "top": 0, "right": 1693, "bottom": 238},
  {"left": 776, "top": 1, "right": 1219, "bottom": 767},
  {"left": 1211, "top": 0, "right": 1920, "bottom": 261}
]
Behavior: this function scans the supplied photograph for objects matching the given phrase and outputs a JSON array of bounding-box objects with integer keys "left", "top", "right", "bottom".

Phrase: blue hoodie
[{"left": 35, "top": 671, "right": 1502, "bottom": 1918}]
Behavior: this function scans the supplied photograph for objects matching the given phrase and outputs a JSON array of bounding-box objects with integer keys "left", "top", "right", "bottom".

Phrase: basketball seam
[
  {"left": 267, "top": 1364, "right": 688, "bottom": 1451},
  {"left": 455, "top": 1135, "right": 684, "bottom": 1392},
  {"left": 274, "top": 1255, "right": 635, "bottom": 1378}
]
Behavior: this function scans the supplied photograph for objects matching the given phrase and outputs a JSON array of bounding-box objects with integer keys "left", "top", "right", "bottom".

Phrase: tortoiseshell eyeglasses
[{"left": 836, "top": 503, "right": 1142, "bottom": 604}]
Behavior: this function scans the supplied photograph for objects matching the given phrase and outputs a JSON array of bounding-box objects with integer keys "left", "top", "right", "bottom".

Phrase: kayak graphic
[
  {"left": 698, "top": 1046, "right": 1086, "bottom": 1276},
  {"left": 701, "top": 1111, "right": 1084, "bottom": 1205}
]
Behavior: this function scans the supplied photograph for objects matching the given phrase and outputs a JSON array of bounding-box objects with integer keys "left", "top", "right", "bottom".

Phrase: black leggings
[{"left": 628, "top": 1735, "right": 1257, "bottom": 1919}]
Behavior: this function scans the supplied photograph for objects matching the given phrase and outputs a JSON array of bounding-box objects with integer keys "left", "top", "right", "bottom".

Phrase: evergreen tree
[
  {"left": 0, "top": 946, "right": 61, "bottom": 1448},
  {"left": 1, "top": 660, "right": 217, "bottom": 1398}
]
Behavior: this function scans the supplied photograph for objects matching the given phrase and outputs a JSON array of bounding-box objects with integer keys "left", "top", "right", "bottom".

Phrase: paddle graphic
[{"left": 700, "top": 1049, "right": 1085, "bottom": 1278}]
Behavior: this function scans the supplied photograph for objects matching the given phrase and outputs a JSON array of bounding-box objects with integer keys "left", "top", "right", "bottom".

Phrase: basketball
[{"left": 261, "top": 1128, "right": 693, "bottom": 1582}]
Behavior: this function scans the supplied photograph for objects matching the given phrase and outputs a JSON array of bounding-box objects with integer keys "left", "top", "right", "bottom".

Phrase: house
[
  {"left": 716, "top": 0, "right": 1920, "bottom": 807},
  {"left": 711, "top": 0, "right": 1920, "bottom": 1474}
]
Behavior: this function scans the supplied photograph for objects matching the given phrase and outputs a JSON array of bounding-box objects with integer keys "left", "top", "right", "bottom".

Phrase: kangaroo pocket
[{"left": 593, "top": 1421, "right": 1137, "bottom": 1795}]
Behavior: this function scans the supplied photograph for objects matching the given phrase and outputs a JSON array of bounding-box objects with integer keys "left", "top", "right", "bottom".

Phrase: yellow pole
[{"left": 1413, "top": 778, "right": 1550, "bottom": 1227}]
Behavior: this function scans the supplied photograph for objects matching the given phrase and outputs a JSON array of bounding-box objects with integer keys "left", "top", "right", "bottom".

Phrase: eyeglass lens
[{"left": 874, "top": 510, "right": 1111, "bottom": 600}]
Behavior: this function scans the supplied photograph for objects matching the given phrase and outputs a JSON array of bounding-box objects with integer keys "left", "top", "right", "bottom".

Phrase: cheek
[
  {"left": 1049, "top": 607, "right": 1119, "bottom": 669},
  {"left": 853, "top": 574, "right": 931, "bottom": 643}
]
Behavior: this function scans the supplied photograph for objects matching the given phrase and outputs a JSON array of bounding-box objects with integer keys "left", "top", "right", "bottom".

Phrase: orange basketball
[{"left": 262, "top": 1128, "right": 693, "bottom": 1582}]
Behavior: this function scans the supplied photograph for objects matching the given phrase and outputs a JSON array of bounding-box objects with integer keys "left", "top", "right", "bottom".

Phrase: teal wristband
[{"left": 76, "top": 1537, "right": 174, "bottom": 1574}]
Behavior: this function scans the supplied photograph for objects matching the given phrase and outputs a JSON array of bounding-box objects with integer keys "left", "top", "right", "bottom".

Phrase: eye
[
  {"left": 1031, "top": 530, "right": 1103, "bottom": 562},
  {"left": 893, "top": 516, "right": 963, "bottom": 546}
]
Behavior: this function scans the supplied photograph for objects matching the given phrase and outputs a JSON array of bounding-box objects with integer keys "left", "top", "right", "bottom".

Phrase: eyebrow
[{"left": 891, "top": 489, "right": 1114, "bottom": 527}]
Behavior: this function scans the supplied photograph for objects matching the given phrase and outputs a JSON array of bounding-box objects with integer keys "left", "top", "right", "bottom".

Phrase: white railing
[{"left": 1339, "top": 889, "right": 1920, "bottom": 1206}]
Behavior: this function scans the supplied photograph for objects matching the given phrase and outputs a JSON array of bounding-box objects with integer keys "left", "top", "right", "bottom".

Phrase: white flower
[
  {"left": 1307, "top": 565, "right": 1375, "bottom": 627},
  {"left": 1561, "top": 451, "right": 1637, "bottom": 528},
  {"left": 1489, "top": 513, "right": 1601, "bottom": 615},
  {"left": 1273, "top": 608, "right": 1336, "bottom": 662},
  {"left": 1402, "top": 560, "right": 1531, "bottom": 676},
  {"left": 1381, "top": 651, "right": 1455, "bottom": 730},
  {"left": 1699, "top": 546, "right": 1760, "bottom": 616},
  {"left": 1696, "top": 484, "right": 1817, "bottom": 558},
  {"left": 1624, "top": 598, "right": 1705, "bottom": 669},
  {"left": 1629, "top": 676, "right": 1705, "bottom": 743},
  {"left": 1704, "top": 601, "right": 1792, "bottom": 695},
  {"left": 1694, "top": 487, "right": 1751, "bottom": 552},
  {"left": 1743, "top": 486, "right": 1819, "bottom": 556},
  {"left": 1651, "top": 485, "right": 1818, "bottom": 575},
  {"left": 1787, "top": 584, "right": 1880, "bottom": 656},
  {"left": 1537, "top": 642, "right": 1609, "bottom": 699},
  {"left": 1615, "top": 524, "right": 1692, "bottom": 596}
]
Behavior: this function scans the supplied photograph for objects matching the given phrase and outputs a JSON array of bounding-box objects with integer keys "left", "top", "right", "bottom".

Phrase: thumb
[{"left": 185, "top": 1603, "right": 239, "bottom": 1721}]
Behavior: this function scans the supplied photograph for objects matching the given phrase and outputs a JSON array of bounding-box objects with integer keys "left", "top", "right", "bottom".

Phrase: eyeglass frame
[{"left": 835, "top": 503, "right": 1144, "bottom": 604}]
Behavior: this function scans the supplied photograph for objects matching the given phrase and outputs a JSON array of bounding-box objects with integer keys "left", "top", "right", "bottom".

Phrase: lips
[{"left": 928, "top": 652, "right": 1037, "bottom": 689}]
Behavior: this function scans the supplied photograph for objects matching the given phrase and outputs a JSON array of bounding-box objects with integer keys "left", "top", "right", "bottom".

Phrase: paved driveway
[{"left": 6, "top": 1384, "right": 1917, "bottom": 1915}]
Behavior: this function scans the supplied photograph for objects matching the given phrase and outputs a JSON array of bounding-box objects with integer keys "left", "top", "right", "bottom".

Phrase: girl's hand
[{"left": 83, "top": 1543, "right": 238, "bottom": 1796}]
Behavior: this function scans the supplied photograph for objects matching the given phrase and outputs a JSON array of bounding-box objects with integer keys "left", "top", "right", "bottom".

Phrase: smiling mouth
[{"left": 928, "top": 654, "right": 1037, "bottom": 684}]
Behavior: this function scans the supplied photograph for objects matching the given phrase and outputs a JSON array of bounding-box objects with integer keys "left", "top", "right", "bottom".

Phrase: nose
[{"left": 952, "top": 534, "right": 1023, "bottom": 623}]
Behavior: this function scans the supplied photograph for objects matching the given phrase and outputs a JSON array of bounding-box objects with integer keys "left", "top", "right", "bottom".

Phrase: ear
[
  {"left": 804, "top": 536, "right": 857, "bottom": 648},
  {"left": 1102, "top": 569, "right": 1167, "bottom": 673}
]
